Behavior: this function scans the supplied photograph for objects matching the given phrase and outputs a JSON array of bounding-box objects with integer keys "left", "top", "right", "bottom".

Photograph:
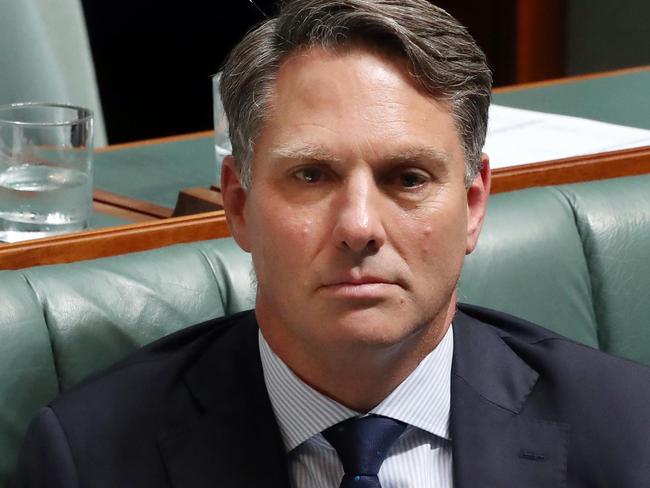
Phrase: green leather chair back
[
  {"left": 559, "top": 176, "right": 650, "bottom": 364},
  {"left": 460, "top": 186, "right": 598, "bottom": 347}
]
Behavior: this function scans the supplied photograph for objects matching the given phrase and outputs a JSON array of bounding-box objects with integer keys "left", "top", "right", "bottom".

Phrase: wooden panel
[
  {"left": 92, "top": 201, "right": 156, "bottom": 223},
  {"left": 0, "top": 211, "right": 230, "bottom": 270},
  {"left": 172, "top": 187, "right": 223, "bottom": 217},
  {"left": 93, "top": 189, "right": 173, "bottom": 219},
  {"left": 515, "top": 0, "right": 565, "bottom": 82},
  {"left": 492, "top": 145, "right": 650, "bottom": 193}
]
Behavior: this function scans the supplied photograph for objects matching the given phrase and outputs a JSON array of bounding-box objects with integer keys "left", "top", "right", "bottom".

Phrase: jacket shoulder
[
  {"left": 457, "top": 302, "right": 650, "bottom": 409},
  {"left": 458, "top": 303, "right": 650, "bottom": 373}
]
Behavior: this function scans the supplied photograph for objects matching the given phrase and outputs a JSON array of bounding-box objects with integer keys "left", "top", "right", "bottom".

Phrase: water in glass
[{"left": 0, "top": 164, "right": 92, "bottom": 242}]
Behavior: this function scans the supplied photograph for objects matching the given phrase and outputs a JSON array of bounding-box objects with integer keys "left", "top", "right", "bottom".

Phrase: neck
[{"left": 259, "top": 299, "right": 456, "bottom": 412}]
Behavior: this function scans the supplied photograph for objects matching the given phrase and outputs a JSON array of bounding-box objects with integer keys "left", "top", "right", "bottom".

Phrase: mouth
[{"left": 319, "top": 275, "right": 400, "bottom": 299}]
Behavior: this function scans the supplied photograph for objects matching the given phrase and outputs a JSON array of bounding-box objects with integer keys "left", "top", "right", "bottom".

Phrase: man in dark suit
[{"left": 12, "top": 0, "right": 650, "bottom": 486}]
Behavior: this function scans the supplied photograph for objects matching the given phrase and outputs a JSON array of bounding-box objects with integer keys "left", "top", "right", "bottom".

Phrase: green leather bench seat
[{"left": 1, "top": 173, "right": 649, "bottom": 486}]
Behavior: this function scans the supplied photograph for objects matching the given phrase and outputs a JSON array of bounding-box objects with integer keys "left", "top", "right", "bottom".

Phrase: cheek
[
  {"left": 254, "top": 210, "right": 318, "bottom": 269},
  {"left": 285, "top": 212, "right": 317, "bottom": 247},
  {"left": 405, "top": 202, "right": 468, "bottom": 267}
]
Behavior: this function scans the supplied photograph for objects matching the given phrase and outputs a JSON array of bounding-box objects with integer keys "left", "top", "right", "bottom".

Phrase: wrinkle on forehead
[{"left": 276, "top": 43, "right": 448, "bottom": 110}]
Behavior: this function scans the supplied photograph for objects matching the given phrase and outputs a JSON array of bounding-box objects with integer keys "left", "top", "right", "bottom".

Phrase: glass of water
[
  {"left": 212, "top": 73, "right": 232, "bottom": 187},
  {"left": 0, "top": 102, "right": 93, "bottom": 243}
]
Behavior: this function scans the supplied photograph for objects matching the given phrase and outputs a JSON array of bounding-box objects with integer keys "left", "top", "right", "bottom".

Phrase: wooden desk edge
[
  {"left": 491, "top": 145, "right": 650, "bottom": 193},
  {"left": 94, "top": 188, "right": 173, "bottom": 219},
  {"left": 0, "top": 211, "right": 230, "bottom": 270}
]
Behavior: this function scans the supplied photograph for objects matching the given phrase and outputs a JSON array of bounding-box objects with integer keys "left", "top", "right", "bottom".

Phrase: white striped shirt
[{"left": 259, "top": 325, "right": 454, "bottom": 488}]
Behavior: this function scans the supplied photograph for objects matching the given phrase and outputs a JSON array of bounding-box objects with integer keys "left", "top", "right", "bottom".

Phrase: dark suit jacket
[{"left": 12, "top": 304, "right": 650, "bottom": 487}]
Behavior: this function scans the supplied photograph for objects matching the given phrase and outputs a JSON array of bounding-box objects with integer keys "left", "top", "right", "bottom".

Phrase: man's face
[{"left": 223, "top": 47, "right": 489, "bottom": 360}]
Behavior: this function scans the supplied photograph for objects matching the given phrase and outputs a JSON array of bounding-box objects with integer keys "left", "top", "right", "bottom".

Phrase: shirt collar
[{"left": 260, "top": 325, "right": 454, "bottom": 452}]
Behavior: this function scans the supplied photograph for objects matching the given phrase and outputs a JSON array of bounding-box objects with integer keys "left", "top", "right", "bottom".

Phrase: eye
[
  {"left": 396, "top": 170, "right": 429, "bottom": 189},
  {"left": 293, "top": 167, "right": 325, "bottom": 183}
]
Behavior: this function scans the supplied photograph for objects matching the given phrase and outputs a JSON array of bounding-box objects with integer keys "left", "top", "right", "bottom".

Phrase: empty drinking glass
[
  {"left": 0, "top": 102, "right": 94, "bottom": 242},
  {"left": 212, "top": 74, "right": 232, "bottom": 187}
]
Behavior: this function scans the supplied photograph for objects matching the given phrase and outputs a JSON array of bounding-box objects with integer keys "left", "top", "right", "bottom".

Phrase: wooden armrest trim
[{"left": 0, "top": 211, "right": 230, "bottom": 270}]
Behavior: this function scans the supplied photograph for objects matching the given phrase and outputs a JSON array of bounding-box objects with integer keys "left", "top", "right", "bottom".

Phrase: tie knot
[{"left": 322, "top": 415, "right": 406, "bottom": 477}]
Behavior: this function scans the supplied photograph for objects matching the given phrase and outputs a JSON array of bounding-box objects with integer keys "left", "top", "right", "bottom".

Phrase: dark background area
[{"left": 81, "top": 0, "right": 518, "bottom": 144}]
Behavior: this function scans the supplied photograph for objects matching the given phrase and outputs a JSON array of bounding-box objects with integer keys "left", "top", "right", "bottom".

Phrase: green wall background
[{"left": 566, "top": 0, "right": 650, "bottom": 75}]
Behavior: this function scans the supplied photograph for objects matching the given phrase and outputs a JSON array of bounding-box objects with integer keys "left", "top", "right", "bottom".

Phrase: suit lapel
[
  {"left": 157, "top": 312, "right": 291, "bottom": 488},
  {"left": 451, "top": 308, "right": 569, "bottom": 487}
]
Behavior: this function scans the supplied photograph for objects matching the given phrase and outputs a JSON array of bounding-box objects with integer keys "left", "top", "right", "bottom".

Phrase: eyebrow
[
  {"left": 272, "top": 144, "right": 452, "bottom": 167},
  {"left": 271, "top": 144, "right": 345, "bottom": 163},
  {"left": 382, "top": 147, "right": 452, "bottom": 167}
]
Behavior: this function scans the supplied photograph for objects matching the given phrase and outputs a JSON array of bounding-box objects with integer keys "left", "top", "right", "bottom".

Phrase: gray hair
[{"left": 220, "top": 0, "right": 492, "bottom": 188}]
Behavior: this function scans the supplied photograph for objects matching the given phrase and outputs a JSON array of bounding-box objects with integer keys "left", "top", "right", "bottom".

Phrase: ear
[
  {"left": 465, "top": 153, "right": 491, "bottom": 255},
  {"left": 221, "top": 155, "right": 251, "bottom": 252}
]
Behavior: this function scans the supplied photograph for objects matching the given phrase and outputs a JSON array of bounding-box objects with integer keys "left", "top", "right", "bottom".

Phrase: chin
[{"left": 320, "top": 308, "right": 431, "bottom": 350}]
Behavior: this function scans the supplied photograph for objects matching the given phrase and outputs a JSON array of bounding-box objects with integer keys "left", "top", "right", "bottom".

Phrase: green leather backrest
[
  {"left": 22, "top": 260, "right": 201, "bottom": 388},
  {"left": 20, "top": 239, "right": 255, "bottom": 390},
  {"left": 557, "top": 175, "right": 650, "bottom": 364},
  {"left": 459, "top": 186, "right": 599, "bottom": 348}
]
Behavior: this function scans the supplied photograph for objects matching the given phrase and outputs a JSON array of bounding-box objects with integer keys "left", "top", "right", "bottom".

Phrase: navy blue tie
[{"left": 322, "top": 415, "right": 406, "bottom": 488}]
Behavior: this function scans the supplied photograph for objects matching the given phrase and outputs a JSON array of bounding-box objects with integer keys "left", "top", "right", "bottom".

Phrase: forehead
[{"left": 253, "top": 46, "right": 464, "bottom": 167}]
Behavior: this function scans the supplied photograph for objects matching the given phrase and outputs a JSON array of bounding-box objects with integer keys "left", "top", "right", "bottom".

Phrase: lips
[
  {"left": 323, "top": 273, "right": 397, "bottom": 287},
  {"left": 318, "top": 273, "right": 400, "bottom": 299},
  {"left": 322, "top": 273, "right": 395, "bottom": 287}
]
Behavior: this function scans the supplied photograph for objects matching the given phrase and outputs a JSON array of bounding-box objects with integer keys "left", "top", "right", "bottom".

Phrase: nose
[{"left": 332, "top": 171, "right": 387, "bottom": 254}]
